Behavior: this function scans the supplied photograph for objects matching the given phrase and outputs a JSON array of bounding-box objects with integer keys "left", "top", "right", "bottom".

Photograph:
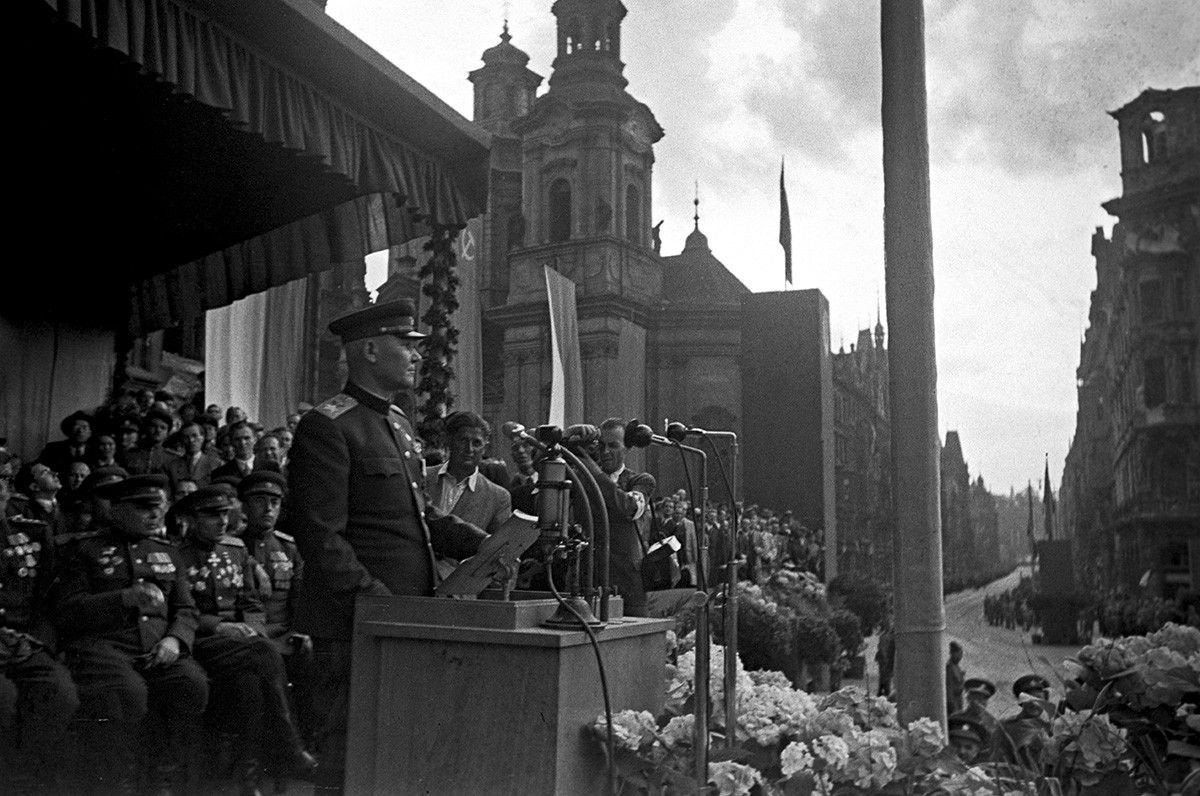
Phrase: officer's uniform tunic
[
  {"left": 55, "top": 530, "right": 208, "bottom": 760},
  {"left": 0, "top": 516, "right": 79, "bottom": 773},
  {"left": 179, "top": 535, "right": 305, "bottom": 757},
  {"left": 288, "top": 381, "right": 488, "bottom": 779}
]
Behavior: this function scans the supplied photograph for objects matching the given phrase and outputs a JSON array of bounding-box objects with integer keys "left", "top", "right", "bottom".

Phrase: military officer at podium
[{"left": 288, "top": 298, "right": 489, "bottom": 794}]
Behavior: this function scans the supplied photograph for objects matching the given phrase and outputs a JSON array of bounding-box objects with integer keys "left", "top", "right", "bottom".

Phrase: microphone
[
  {"left": 623, "top": 418, "right": 671, "bottom": 449},
  {"left": 502, "top": 421, "right": 550, "bottom": 452}
]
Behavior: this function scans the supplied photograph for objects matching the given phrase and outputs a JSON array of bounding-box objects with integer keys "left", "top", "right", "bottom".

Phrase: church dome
[
  {"left": 482, "top": 24, "right": 530, "bottom": 67},
  {"left": 684, "top": 226, "right": 709, "bottom": 252}
]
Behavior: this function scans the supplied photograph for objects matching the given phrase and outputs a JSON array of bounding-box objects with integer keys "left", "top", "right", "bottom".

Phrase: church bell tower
[{"left": 485, "top": 0, "right": 664, "bottom": 427}]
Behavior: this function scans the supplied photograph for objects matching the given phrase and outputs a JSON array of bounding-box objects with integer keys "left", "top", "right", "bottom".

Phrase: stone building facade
[
  {"left": 1061, "top": 86, "right": 1200, "bottom": 598},
  {"left": 832, "top": 323, "right": 892, "bottom": 580}
]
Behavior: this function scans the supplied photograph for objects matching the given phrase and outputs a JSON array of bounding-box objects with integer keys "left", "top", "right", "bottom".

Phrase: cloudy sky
[{"left": 328, "top": 0, "right": 1198, "bottom": 493}]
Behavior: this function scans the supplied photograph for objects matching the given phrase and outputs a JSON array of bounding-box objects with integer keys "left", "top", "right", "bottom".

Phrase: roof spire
[{"left": 693, "top": 181, "right": 700, "bottom": 231}]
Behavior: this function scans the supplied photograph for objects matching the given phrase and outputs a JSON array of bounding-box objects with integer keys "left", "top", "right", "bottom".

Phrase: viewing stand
[{"left": 345, "top": 594, "right": 672, "bottom": 795}]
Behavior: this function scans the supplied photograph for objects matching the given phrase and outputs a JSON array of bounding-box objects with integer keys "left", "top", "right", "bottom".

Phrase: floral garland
[{"left": 417, "top": 223, "right": 462, "bottom": 423}]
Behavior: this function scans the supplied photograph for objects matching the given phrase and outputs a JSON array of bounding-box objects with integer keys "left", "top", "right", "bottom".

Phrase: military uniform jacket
[
  {"left": 246, "top": 530, "right": 301, "bottom": 639},
  {"left": 57, "top": 530, "right": 198, "bottom": 653},
  {"left": 177, "top": 536, "right": 266, "bottom": 637},
  {"left": 288, "top": 382, "right": 488, "bottom": 640},
  {"left": 0, "top": 516, "right": 56, "bottom": 642}
]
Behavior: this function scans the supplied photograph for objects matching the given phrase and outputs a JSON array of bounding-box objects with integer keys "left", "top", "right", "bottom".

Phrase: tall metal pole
[{"left": 881, "top": 0, "right": 947, "bottom": 727}]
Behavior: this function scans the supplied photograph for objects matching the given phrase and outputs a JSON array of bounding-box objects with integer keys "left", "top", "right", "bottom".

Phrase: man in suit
[
  {"left": 124, "top": 408, "right": 179, "bottom": 476},
  {"left": 572, "top": 418, "right": 656, "bottom": 617},
  {"left": 426, "top": 412, "right": 512, "bottom": 534},
  {"left": 37, "top": 410, "right": 94, "bottom": 480},
  {"left": 163, "top": 420, "right": 222, "bottom": 491},
  {"left": 287, "top": 299, "right": 489, "bottom": 794},
  {"left": 211, "top": 421, "right": 258, "bottom": 484}
]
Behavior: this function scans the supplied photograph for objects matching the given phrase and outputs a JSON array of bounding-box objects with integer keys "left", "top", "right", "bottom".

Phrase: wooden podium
[{"left": 345, "top": 595, "right": 672, "bottom": 795}]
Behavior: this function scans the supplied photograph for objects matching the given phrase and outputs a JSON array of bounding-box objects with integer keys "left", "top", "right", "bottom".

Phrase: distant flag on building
[
  {"left": 779, "top": 158, "right": 792, "bottom": 285},
  {"left": 1043, "top": 455, "right": 1056, "bottom": 541}
]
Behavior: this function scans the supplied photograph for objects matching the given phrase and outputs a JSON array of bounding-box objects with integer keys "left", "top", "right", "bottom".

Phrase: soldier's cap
[
  {"left": 328, "top": 298, "right": 426, "bottom": 343},
  {"left": 117, "top": 417, "right": 141, "bottom": 433},
  {"left": 947, "top": 716, "right": 988, "bottom": 745},
  {"left": 60, "top": 409, "right": 95, "bottom": 435},
  {"left": 211, "top": 474, "right": 243, "bottom": 489},
  {"left": 173, "top": 486, "right": 234, "bottom": 516},
  {"left": 965, "top": 678, "right": 996, "bottom": 698},
  {"left": 1012, "top": 674, "right": 1051, "bottom": 698},
  {"left": 95, "top": 474, "right": 168, "bottom": 504},
  {"left": 238, "top": 470, "right": 287, "bottom": 499},
  {"left": 144, "top": 407, "right": 174, "bottom": 428},
  {"left": 79, "top": 465, "right": 129, "bottom": 495}
]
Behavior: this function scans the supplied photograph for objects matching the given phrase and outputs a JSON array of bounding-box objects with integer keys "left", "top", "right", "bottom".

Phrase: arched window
[
  {"left": 625, "top": 184, "right": 641, "bottom": 245},
  {"left": 564, "top": 18, "right": 582, "bottom": 54},
  {"left": 549, "top": 179, "right": 572, "bottom": 243},
  {"left": 1141, "top": 110, "right": 1168, "bottom": 164}
]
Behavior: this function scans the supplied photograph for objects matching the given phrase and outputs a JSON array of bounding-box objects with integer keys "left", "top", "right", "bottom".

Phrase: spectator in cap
[
  {"left": 55, "top": 473, "right": 208, "bottom": 792},
  {"left": 946, "top": 640, "right": 966, "bottom": 717},
  {"left": 0, "top": 513, "right": 80, "bottom": 790},
  {"left": 162, "top": 420, "right": 222, "bottom": 493},
  {"left": 115, "top": 418, "right": 141, "bottom": 465},
  {"left": 175, "top": 485, "right": 315, "bottom": 792},
  {"left": 37, "top": 410, "right": 94, "bottom": 480},
  {"left": 961, "top": 678, "right": 999, "bottom": 743},
  {"left": 289, "top": 297, "right": 489, "bottom": 791},
  {"left": 993, "top": 673, "right": 1053, "bottom": 772},
  {"left": 124, "top": 409, "right": 179, "bottom": 476},
  {"left": 948, "top": 715, "right": 989, "bottom": 764}
]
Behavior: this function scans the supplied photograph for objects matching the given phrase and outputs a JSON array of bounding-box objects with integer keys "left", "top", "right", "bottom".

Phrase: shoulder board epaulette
[
  {"left": 147, "top": 535, "right": 175, "bottom": 545},
  {"left": 273, "top": 531, "right": 295, "bottom": 544},
  {"left": 314, "top": 394, "right": 358, "bottom": 419},
  {"left": 217, "top": 535, "right": 246, "bottom": 548}
]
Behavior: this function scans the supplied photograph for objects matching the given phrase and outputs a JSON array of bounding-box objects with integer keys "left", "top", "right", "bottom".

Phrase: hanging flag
[
  {"left": 544, "top": 265, "right": 584, "bottom": 427},
  {"left": 1043, "top": 457, "right": 1055, "bottom": 541},
  {"left": 779, "top": 159, "right": 792, "bottom": 285}
]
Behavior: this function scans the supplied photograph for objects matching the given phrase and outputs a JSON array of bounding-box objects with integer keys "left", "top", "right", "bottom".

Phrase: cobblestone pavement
[{"left": 851, "top": 565, "right": 1082, "bottom": 718}]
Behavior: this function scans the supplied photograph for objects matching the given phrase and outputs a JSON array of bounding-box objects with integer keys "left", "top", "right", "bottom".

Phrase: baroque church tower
[{"left": 477, "top": 0, "right": 665, "bottom": 426}]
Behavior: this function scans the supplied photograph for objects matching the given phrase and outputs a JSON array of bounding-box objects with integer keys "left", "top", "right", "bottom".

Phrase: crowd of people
[{"left": 984, "top": 583, "right": 1035, "bottom": 631}]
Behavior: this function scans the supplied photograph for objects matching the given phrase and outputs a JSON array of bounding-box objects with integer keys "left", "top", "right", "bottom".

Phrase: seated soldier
[
  {"left": 55, "top": 474, "right": 208, "bottom": 793},
  {"left": 947, "top": 715, "right": 989, "bottom": 765},
  {"left": 174, "top": 486, "right": 315, "bottom": 795},
  {"left": 993, "top": 674, "right": 1053, "bottom": 772},
  {"left": 961, "top": 677, "right": 1000, "bottom": 749},
  {"left": 238, "top": 471, "right": 315, "bottom": 744},
  {"left": 1, "top": 508, "right": 80, "bottom": 791}
]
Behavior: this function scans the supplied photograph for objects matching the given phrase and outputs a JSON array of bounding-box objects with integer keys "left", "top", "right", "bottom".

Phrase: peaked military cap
[
  {"left": 79, "top": 465, "right": 129, "bottom": 495},
  {"left": 7, "top": 516, "right": 48, "bottom": 530},
  {"left": 328, "top": 298, "right": 426, "bottom": 343},
  {"left": 174, "top": 485, "right": 234, "bottom": 515},
  {"left": 948, "top": 715, "right": 988, "bottom": 744},
  {"left": 239, "top": 470, "right": 287, "bottom": 499},
  {"left": 60, "top": 409, "right": 95, "bottom": 435},
  {"left": 964, "top": 678, "right": 996, "bottom": 698},
  {"left": 211, "top": 474, "right": 243, "bottom": 489},
  {"left": 1012, "top": 673, "right": 1051, "bottom": 698},
  {"left": 95, "top": 473, "right": 168, "bottom": 503}
]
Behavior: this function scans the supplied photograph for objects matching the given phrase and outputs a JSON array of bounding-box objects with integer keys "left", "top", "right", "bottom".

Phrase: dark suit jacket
[
  {"left": 210, "top": 457, "right": 255, "bottom": 484},
  {"left": 424, "top": 469, "right": 512, "bottom": 534},
  {"left": 579, "top": 456, "right": 655, "bottom": 616},
  {"left": 287, "top": 382, "right": 488, "bottom": 640},
  {"left": 38, "top": 439, "right": 88, "bottom": 478},
  {"left": 163, "top": 452, "right": 223, "bottom": 490}
]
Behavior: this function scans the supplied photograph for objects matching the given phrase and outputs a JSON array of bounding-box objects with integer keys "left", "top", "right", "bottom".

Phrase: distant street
[
  {"left": 944, "top": 565, "right": 1079, "bottom": 718},
  {"left": 854, "top": 565, "right": 1082, "bottom": 719}
]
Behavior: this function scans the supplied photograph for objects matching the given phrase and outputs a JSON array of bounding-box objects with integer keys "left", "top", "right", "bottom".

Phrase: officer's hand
[
  {"left": 361, "top": 580, "right": 392, "bottom": 597},
  {"left": 151, "top": 635, "right": 181, "bottom": 666},
  {"left": 215, "top": 622, "right": 258, "bottom": 639}
]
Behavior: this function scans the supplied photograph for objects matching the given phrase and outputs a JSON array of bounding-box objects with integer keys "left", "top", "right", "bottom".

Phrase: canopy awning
[{"left": 10, "top": 0, "right": 489, "bottom": 336}]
